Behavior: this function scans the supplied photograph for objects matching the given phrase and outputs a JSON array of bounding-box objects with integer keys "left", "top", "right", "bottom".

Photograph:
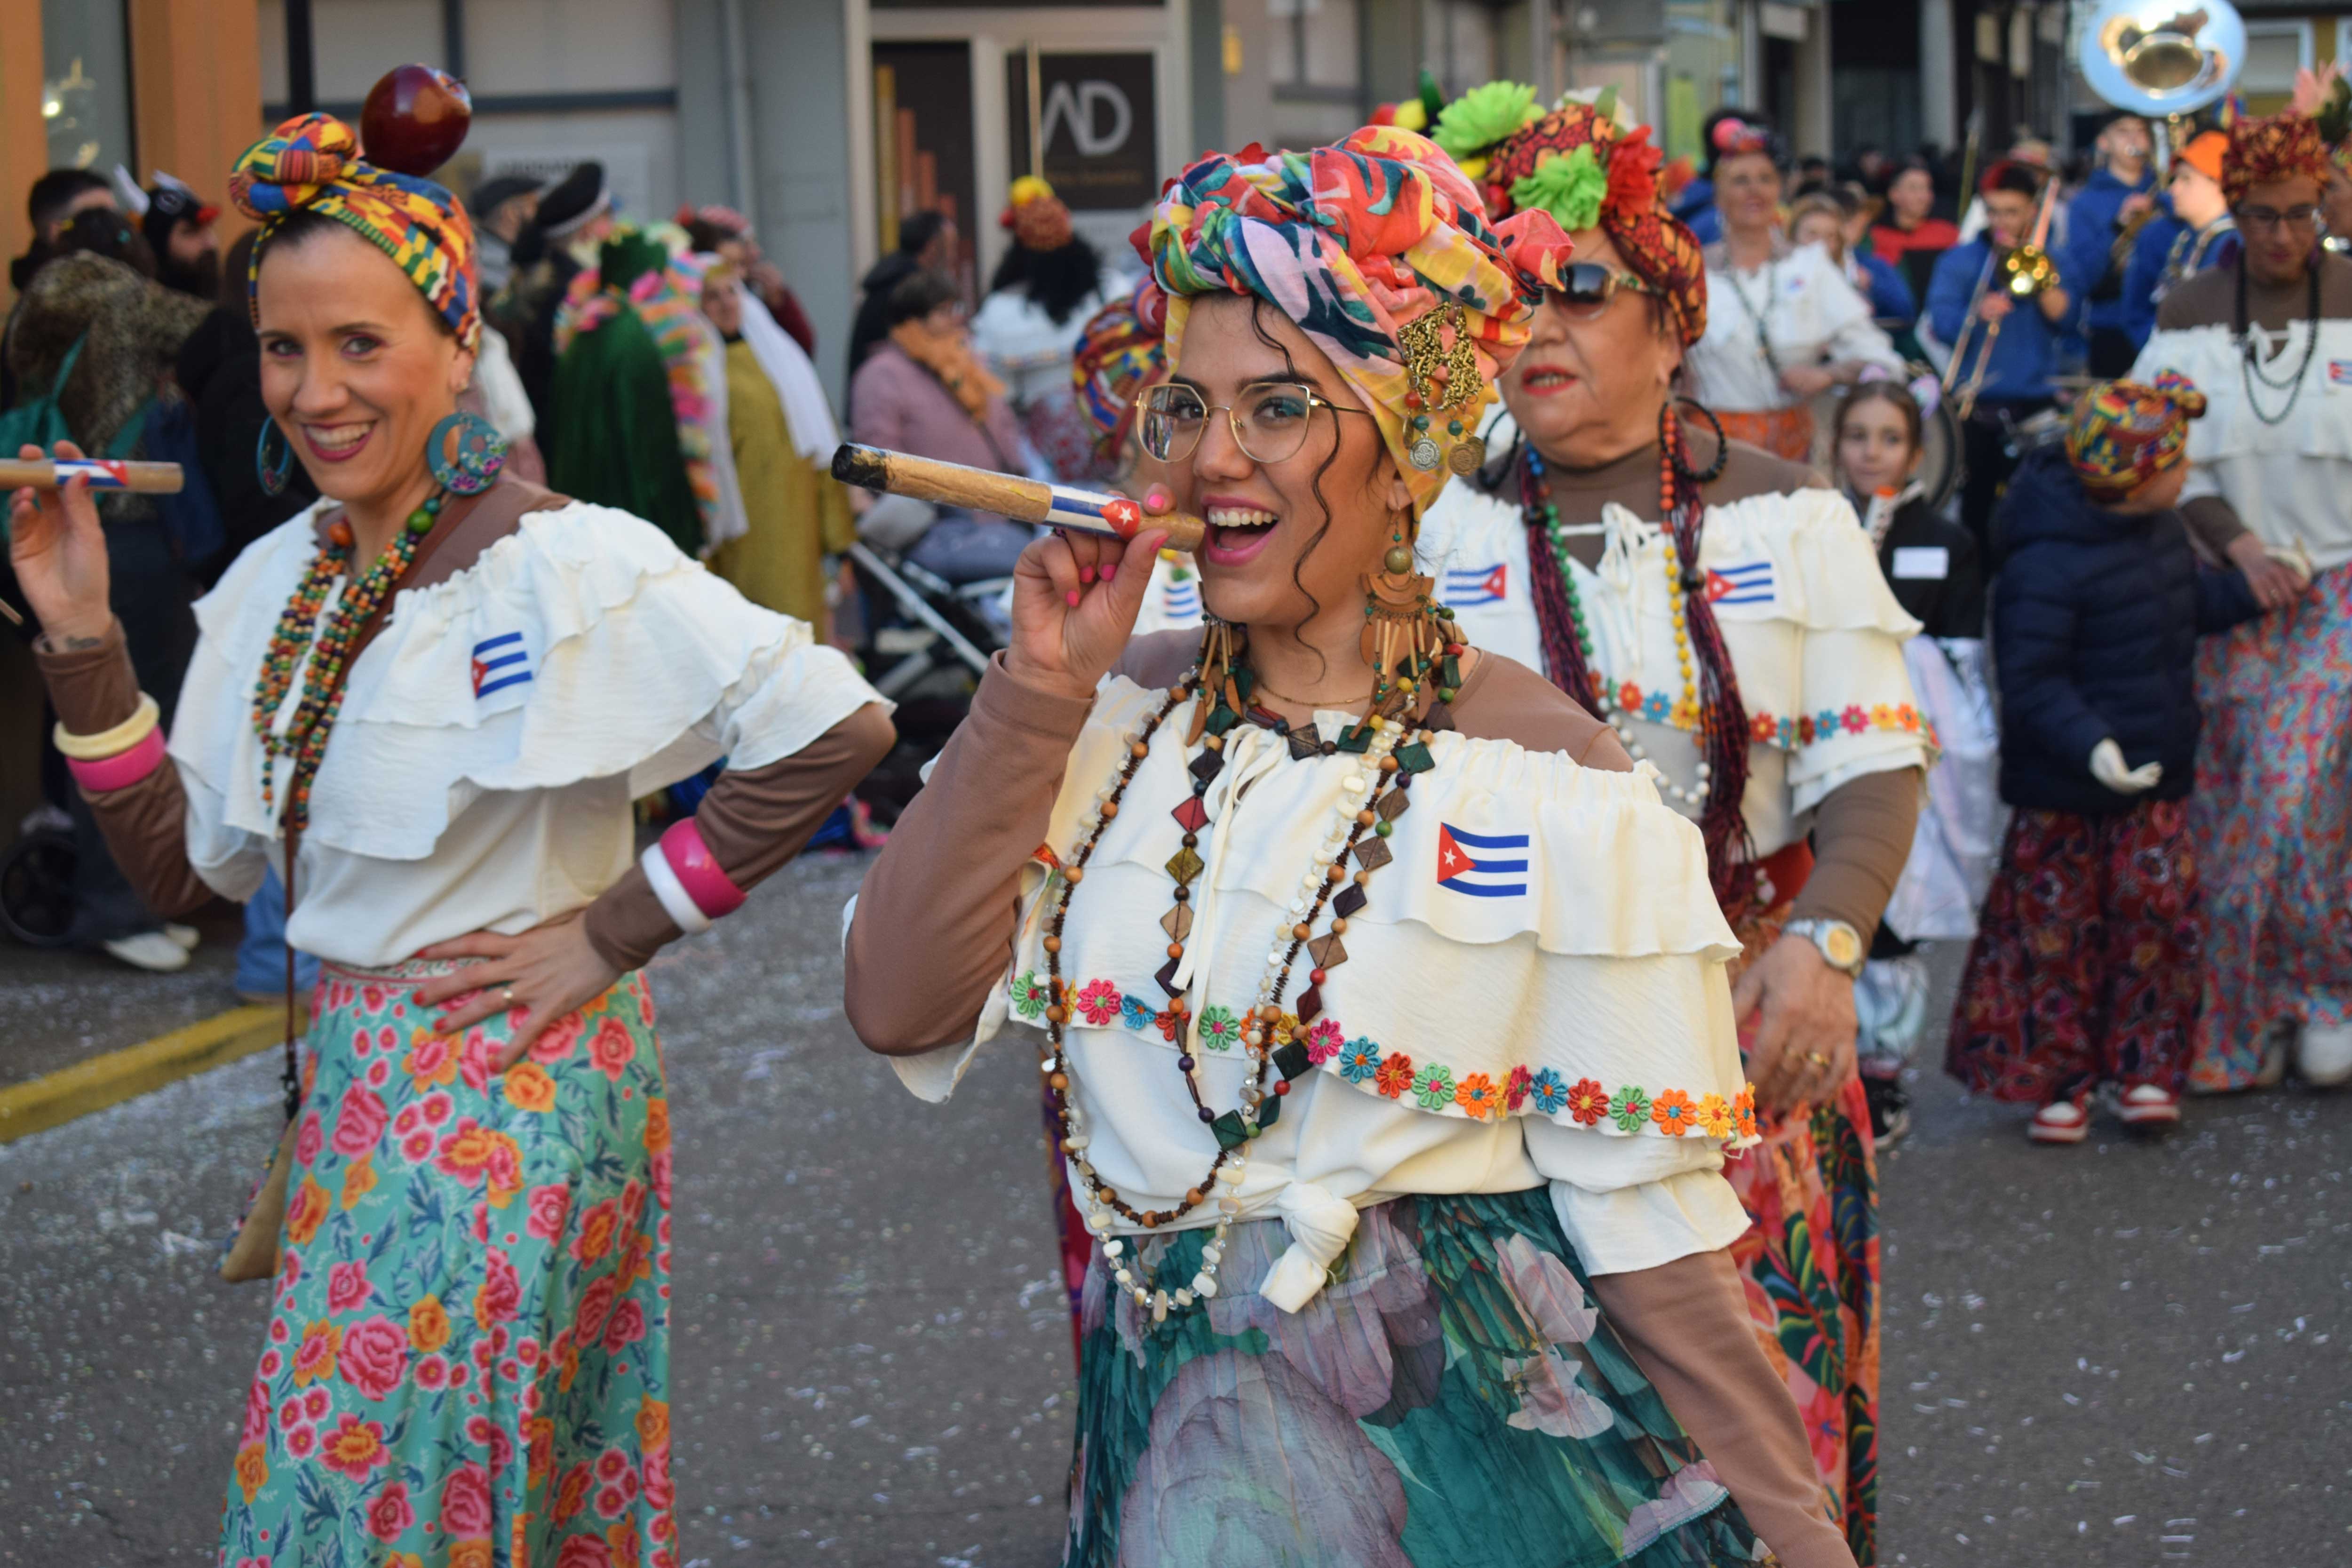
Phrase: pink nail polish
[
  {"left": 1146, "top": 488, "right": 1171, "bottom": 510},
  {"left": 1080, "top": 565, "right": 1096, "bottom": 584},
  {"left": 1066, "top": 589, "right": 1081, "bottom": 607},
  {"left": 1100, "top": 562, "right": 1118, "bottom": 581}
]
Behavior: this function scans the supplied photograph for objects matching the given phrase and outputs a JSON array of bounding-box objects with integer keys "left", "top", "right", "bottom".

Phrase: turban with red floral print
[
  {"left": 1070, "top": 277, "right": 1169, "bottom": 460},
  {"left": 1140, "top": 125, "right": 1571, "bottom": 517},
  {"left": 2223, "top": 113, "right": 2331, "bottom": 209}
]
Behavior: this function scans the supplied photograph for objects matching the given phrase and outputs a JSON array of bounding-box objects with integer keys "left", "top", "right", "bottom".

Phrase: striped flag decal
[
  {"left": 1704, "top": 559, "right": 1775, "bottom": 606},
  {"left": 470, "top": 632, "right": 532, "bottom": 698},
  {"left": 1436, "top": 823, "right": 1530, "bottom": 898}
]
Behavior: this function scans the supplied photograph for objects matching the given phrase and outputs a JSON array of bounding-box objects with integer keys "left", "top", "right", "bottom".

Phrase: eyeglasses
[
  {"left": 1137, "top": 381, "right": 1368, "bottom": 465},
  {"left": 1542, "top": 263, "right": 1661, "bottom": 318},
  {"left": 2239, "top": 204, "right": 2324, "bottom": 233}
]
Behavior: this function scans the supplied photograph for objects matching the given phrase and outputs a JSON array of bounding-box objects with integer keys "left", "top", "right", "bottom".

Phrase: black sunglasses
[{"left": 1545, "top": 262, "right": 1661, "bottom": 317}]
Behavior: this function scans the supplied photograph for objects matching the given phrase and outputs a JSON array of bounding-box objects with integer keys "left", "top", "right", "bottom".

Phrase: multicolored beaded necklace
[
  {"left": 1035, "top": 621, "right": 1440, "bottom": 1319},
  {"left": 252, "top": 487, "right": 449, "bottom": 834}
]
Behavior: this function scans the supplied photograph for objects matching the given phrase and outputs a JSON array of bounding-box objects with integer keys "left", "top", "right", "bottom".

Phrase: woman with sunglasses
[
  {"left": 1680, "top": 114, "right": 1905, "bottom": 464},
  {"left": 2130, "top": 113, "right": 2342, "bottom": 1092},
  {"left": 1420, "top": 90, "right": 1930, "bottom": 1564},
  {"left": 843, "top": 125, "right": 1859, "bottom": 1568}
]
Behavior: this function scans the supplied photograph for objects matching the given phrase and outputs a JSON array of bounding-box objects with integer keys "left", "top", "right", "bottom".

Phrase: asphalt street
[{"left": 1, "top": 850, "right": 2344, "bottom": 1566}]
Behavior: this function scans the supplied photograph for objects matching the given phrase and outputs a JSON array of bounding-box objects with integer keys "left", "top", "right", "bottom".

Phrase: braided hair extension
[
  {"left": 1516, "top": 435, "right": 1607, "bottom": 721},
  {"left": 1661, "top": 401, "right": 1759, "bottom": 912}
]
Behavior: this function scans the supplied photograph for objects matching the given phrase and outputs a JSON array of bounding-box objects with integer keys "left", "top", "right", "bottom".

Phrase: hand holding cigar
[
  {"left": 7, "top": 441, "right": 128, "bottom": 645},
  {"left": 831, "top": 443, "right": 1207, "bottom": 554}
]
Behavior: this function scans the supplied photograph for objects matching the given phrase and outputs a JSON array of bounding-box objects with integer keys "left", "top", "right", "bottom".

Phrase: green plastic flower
[
  {"left": 1431, "top": 81, "right": 1539, "bottom": 161},
  {"left": 1609, "top": 1085, "right": 1651, "bottom": 1133},
  {"left": 1198, "top": 1005, "right": 1241, "bottom": 1050},
  {"left": 1011, "top": 971, "right": 1049, "bottom": 1019},
  {"left": 1412, "top": 1063, "right": 1457, "bottom": 1111},
  {"left": 1510, "top": 146, "right": 1608, "bottom": 233}
]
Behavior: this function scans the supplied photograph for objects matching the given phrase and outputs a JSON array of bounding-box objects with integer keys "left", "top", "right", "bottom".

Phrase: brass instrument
[
  {"left": 1941, "top": 177, "right": 2063, "bottom": 422},
  {"left": 2077, "top": 0, "right": 2247, "bottom": 175}
]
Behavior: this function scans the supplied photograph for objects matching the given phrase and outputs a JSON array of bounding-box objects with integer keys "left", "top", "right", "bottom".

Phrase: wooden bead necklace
[
  {"left": 1036, "top": 625, "right": 1437, "bottom": 1320},
  {"left": 251, "top": 488, "right": 447, "bottom": 834}
]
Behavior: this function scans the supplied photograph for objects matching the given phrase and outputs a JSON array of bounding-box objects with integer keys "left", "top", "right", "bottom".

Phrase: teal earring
[
  {"left": 427, "top": 410, "right": 507, "bottom": 496},
  {"left": 255, "top": 418, "right": 295, "bottom": 497}
]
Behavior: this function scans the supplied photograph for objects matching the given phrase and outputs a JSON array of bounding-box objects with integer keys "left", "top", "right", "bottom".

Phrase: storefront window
[
  {"left": 1267, "top": 0, "right": 1362, "bottom": 96},
  {"left": 1661, "top": 0, "right": 1740, "bottom": 167},
  {"left": 1422, "top": 0, "right": 1500, "bottom": 102},
  {"left": 42, "top": 0, "right": 135, "bottom": 172}
]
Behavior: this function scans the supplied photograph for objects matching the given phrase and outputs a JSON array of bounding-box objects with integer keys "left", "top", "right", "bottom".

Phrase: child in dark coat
[{"left": 1947, "top": 373, "right": 2266, "bottom": 1142}]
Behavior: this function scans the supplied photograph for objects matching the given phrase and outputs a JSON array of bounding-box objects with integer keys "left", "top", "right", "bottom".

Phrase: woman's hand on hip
[
  {"left": 1732, "top": 933, "right": 1859, "bottom": 1119},
  {"left": 7, "top": 441, "right": 115, "bottom": 647},
  {"left": 412, "top": 911, "right": 621, "bottom": 1070},
  {"left": 1005, "top": 500, "right": 1168, "bottom": 702},
  {"left": 2226, "top": 532, "right": 2309, "bottom": 611}
]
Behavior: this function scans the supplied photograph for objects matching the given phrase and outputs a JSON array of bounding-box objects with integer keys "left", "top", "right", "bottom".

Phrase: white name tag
[{"left": 1892, "top": 546, "right": 1949, "bottom": 581}]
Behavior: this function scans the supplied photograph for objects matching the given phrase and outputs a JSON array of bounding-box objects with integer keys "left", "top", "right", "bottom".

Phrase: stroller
[{"left": 843, "top": 495, "right": 1024, "bottom": 819}]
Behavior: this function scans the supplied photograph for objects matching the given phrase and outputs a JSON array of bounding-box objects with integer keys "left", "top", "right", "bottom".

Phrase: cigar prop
[
  {"left": 831, "top": 443, "right": 1205, "bottom": 553},
  {"left": 0, "top": 459, "right": 185, "bottom": 493}
]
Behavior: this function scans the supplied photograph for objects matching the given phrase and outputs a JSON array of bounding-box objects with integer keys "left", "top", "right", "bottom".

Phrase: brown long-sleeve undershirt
[
  {"left": 842, "top": 641, "right": 1855, "bottom": 1568},
  {"left": 35, "top": 619, "right": 891, "bottom": 972},
  {"left": 1534, "top": 433, "right": 1920, "bottom": 945}
]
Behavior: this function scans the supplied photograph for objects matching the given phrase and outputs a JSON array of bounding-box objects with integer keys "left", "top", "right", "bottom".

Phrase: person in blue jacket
[
  {"left": 1947, "top": 374, "right": 2267, "bottom": 1143},
  {"left": 2118, "top": 130, "right": 2237, "bottom": 351},
  {"left": 1928, "top": 159, "right": 2084, "bottom": 556},
  {"left": 2066, "top": 111, "right": 2158, "bottom": 375}
]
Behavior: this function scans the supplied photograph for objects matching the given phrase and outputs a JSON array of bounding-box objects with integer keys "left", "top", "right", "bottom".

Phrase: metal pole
[
  {"left": 1027, "top": 42, "right": 1044, "bottom": 182},
  {"left": 286, "top": 0, "right": 318, "bottom": 116},
  {"left": 442, "top": 0, "right": 467, "bottom": 79},
  {"left": 721, "top": 0, "right": 761, "bottom": 231}
]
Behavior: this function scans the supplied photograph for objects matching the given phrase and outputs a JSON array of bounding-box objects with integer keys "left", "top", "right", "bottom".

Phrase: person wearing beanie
[
  {"left": 139, "top": 172, "right": 223, "bottom": 299},
  {"left": 467, "top": 171, "right": 540, "bottom": 294},
  {"left": 2118, "top": 129, "right": 2236, "bottom": 351},
  {"left": 2130, "top": 111, "right": 2351, "bottom": 1091},
  {"left": 2064, "top": 111, "right": 2159, "bottom": 376},
  {"left": 1949, "top": 374, "right": 2267, "bottom": 1140},
  {"left": 495, "top": 159, "right": 616, "bottom": 444}
]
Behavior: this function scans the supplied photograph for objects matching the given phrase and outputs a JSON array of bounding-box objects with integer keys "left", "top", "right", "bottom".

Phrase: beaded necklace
[
  {"left": 1036, "top": 637, "right": 1437, "bottom": 1319},
  {"left": 2233, "top": 255, "right": 2323, "bottom": 427},
  {"left": 252, "top": 488, "right": 448, "bottom": 834}
]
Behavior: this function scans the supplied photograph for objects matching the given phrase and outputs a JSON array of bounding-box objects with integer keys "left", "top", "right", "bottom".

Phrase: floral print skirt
[
  {"left": 2189, "top": 563, "right": 2352, "bottom": 1091},
  {"left": 1062, "top": 1188, "right": 1761, "bottom": 1568},
  {"left": 218, "top": 960, "right": 676, "bottom": 1568},
  {"left": 1721, "top": 908, "right": 1879, "bottom": 1566}
]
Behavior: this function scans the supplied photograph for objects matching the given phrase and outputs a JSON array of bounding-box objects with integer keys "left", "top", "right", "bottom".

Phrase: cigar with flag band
[
  {"left": 830, "top": 443, "right": 1206, "bottom": 553},
  {"left": 0, "top": 458, "right": 185, "bottom": 493}
]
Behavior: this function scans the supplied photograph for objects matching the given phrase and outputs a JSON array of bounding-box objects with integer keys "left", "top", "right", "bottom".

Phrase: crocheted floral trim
[
  {"left": 1017, "top": 973, "right": 1759, "bottom": 1141},
  {"left": 1605, "top": 677, "right": 1939, "bottom": 754}
]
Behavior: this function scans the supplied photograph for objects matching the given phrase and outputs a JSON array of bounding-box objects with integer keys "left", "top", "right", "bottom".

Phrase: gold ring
[
  {"left": 501, "top": 987, "right": 517, "bottom": 1006},
  {"left": 1806, "top": 1051, "right": 1830, "bottom": 1067}
]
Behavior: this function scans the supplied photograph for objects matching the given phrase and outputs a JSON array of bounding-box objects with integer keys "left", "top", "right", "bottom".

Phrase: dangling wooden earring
[
  {"left": 1186, "top": 617, "right": 1251, "bottom": 745},
  {"left": 1351, "top": 512, "right": 1457, "bottom": 748}
]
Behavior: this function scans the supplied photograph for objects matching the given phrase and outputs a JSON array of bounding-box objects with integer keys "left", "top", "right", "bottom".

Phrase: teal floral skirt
[
  {"left": 1065, "top": 1188, "right": 1761, "bottom": 1567},
  {"left": 217, "top": 960, "right": 676, "bottom": 1568}
]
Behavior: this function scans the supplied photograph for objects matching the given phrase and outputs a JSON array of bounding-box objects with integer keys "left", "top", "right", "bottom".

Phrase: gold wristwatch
[{"left": 1782, "top": 917, "right": 1865, "bottom": 976}]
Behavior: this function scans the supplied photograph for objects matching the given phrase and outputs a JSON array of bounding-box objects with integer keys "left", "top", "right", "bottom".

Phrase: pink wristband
[
  {"left": 658, "top": 819, "right": 747, "bottom": 920},
  {"left": 67, "top": 725, "right": 168, "bottom": 793}
]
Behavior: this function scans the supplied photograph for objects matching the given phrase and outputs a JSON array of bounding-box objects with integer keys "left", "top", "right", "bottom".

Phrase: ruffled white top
[
  {"left": 1685, "top": 241, "right": 1906, "bottom": 413},
  {"left": 1415, "top": 482, "right": 1930, "bottom": 857},
  {"left": 2131, "top": 318, "right": 2352, "bottom": 570},
  {"left": 883, "top": 676, "right": 1760, "bottom": 1302},
  {"left": 170, "top": 500, "right": 885, "bottom": 967}
]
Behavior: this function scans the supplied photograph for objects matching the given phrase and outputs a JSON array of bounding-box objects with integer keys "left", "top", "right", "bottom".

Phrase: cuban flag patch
[
  {"left": 1435, "top": 823, "right": 1529, "bottom": 899},
  {"left": 1704, "top": 559, "right": 1775, "bottom": 607},
  {"left": 470, "top": 632, "right": 532, "bottom": 699},
  {"left": 1162, "top": 570, "right": 1201, "bottom": 621},
  {"left": 1042, "top": 485, "right": 1144, "bottom": 538},
  {"left": 1443, "top": 562, "right": 1509, "bottom": 606},
  {"left": 2329, "top": 359, "right": 2352, "bottom": 387}
]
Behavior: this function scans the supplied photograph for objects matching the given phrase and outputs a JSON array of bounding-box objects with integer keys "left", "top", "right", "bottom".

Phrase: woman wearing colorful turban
[
  {"left": 847, "top": 124, "right": 1859, "bottom": 1567},
  {"left": 2130, "top": 112, "right": 2345, "bottom": 1091},
  {"left": 970, "top": 176, "right": 1132, "bottom": 481},
  {"left": 1418, "top": 87, "right": 1931, "bottom": 1564},
  {"left": 9, "top": 107, "right": 895, "bottom": 1561}
]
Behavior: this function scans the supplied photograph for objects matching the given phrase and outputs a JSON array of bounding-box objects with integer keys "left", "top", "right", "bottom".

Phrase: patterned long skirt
[
  {"left": 1945, "top": 802, "right": 2201, "bottom": 1104},
  {"left": 1064, "top": 1189, "right": 1760, "bottom": 1568},
  {"left": 1721, "top": 908, "right": 1879, "bottom": 1566},
  {"left": 217, "top": 960, "right": 676, "bottom": 1568},
  {"left": 2188, "top": 562, "right": 2352, "bottom": 1091}
]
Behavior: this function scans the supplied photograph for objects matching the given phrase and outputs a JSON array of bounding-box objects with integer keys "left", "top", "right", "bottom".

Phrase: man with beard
[{"left": 138, "top": 174, "right": 222, "bottom": 299}]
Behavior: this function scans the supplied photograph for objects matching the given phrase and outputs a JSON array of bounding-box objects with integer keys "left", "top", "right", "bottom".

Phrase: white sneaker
[
  {"left": 103, "top": 930, "right": 192, "bottom": 973},
  {"left": 162, "top": 923, "right": 200, "bottom": 951},
  {"left": 2297, "top": 1021, "right": 2352, "bottom": 1087}
]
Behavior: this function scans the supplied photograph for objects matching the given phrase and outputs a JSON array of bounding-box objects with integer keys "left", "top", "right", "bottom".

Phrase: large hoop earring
[
  {"left": 427, "top": 410, "right": 507, "bottom": 496},
  {"left": 255, "top": 418, "right": 295, "bottom": 497},
  {"left": 1670, "top": 397, "right": 1730, "bottom": 486}
]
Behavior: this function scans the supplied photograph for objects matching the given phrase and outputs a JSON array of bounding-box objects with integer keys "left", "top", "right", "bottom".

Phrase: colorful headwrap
[
  {"left": 2066, "top": 372, "right": 2206, "bottom": 501},
  {"left": 1706, "top": 115, "right": 1774, "bottom": 168},
  {"left": 1003, "top": 175, "right": 1075, "bottom": 251},
  {"left": 1141, "top": 125, "right": 1570, "bottom": 517},
  {"left": 1070, "top": 276, "right": 1169, "bottom": 459},
  {"left": 2223, "top": 113, "right": 2331, "bottom": 208},
  {"left": 1478, "top": 93, "right": 1708, "bottom": 349},
  {"left": 230, "top": 112, "right": 478, "bottom": 350}
]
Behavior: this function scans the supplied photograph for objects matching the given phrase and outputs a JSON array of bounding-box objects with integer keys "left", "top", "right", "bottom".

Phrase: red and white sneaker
[
  {"left": 2028, "top": 1097, "right": 2091, "bottom": 1144},
  {"left": 2118, "top": 1083, "right": 2182, "bottom": 1130}
]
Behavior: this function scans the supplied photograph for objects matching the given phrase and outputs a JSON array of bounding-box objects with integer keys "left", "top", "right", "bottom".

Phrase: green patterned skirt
[{"left": 1064, "top": 1188, "right": 1763, "bottom": 1567}]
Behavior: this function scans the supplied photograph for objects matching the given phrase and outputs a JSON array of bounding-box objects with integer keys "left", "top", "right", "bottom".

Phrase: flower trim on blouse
[
  {"left": 1606, "top": 677, "right": 1940, "bottom": 754},
  {"left": 1010, "top": 971, "right": 1760, "bottom": 1142}
]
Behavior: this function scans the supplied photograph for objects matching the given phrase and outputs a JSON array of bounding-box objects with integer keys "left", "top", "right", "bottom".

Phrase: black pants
[
  {"left": 2088, "top": 326, "right": 2139, "bottom": 380},
  {"left": 1960, "top": 398, "right": 2054, "bottom": 568},
  {"left": 67, "top": 516, "right": 196, "bottom": 945}
]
